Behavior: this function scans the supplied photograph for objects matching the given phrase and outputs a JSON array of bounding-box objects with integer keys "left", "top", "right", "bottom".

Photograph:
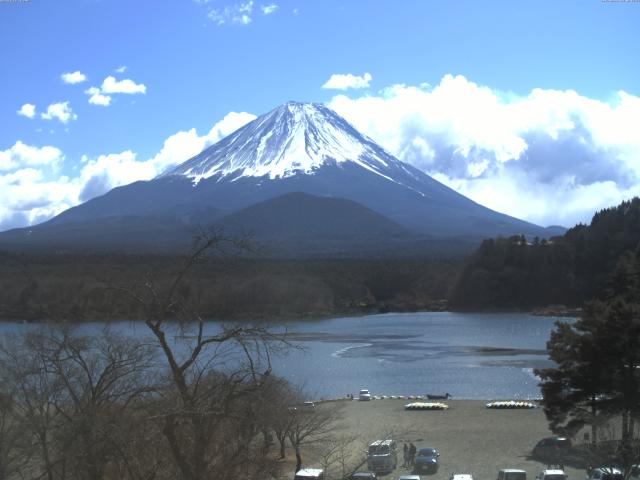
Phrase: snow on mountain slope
[{"left": 166, "top": 101, "right": 421, "bottom": 189}]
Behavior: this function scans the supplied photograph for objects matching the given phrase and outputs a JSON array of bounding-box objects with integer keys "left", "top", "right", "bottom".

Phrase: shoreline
[
  {"left": 316, "top": 395, "right": 544, "bottom": 403},
  {"left": 0, "top": 306, "right": 579, "bottom": 324}
]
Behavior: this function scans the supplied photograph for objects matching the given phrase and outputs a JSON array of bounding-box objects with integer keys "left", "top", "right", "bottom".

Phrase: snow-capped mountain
[
  {"left": 167, "top": 101, "right": 422, "bottom": 190},
  {"left": 0, "top": 101, "right": 561, "bottom": 255}
]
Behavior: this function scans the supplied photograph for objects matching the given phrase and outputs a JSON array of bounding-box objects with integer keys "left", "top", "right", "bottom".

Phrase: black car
[
  {"left": 414, "top": 447, "right": 439, "bottom": 473},
  {"left": 532, "top": 436, "right": 571, "bottom": 460}
]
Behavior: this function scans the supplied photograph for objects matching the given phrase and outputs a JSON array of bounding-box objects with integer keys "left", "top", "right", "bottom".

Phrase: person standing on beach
[
  {"left": 403, "top": 443, "right": 409, "bottom": 467},
  {"left": 409, "top": 443, "right": 416, "bottom": 466}
]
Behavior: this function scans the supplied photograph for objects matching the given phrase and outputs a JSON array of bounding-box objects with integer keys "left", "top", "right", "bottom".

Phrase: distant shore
[
  {"left": 531, "top": 305, "right": 582, "bottom": 318},
  {"left": 0, "top": 303, "right": 580, "bottom": 323}
]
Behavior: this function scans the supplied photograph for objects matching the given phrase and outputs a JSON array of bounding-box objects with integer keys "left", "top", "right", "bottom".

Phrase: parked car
[
  {"left": 629, "top": 465, "right": 640, "bottom": 480},
  {"left": 294, "top": 469, "right": 325, "bottom": 480},
  {"left": 535, "top": 469, "right": 567, "bottom": 480},
  {"left": 586, "top": 467, "right": 623, "bottom": 480},
  {"left": 359, "top": 389, "right": 372, "bottom": 401},
  {"left": 498, "top": 469, "right": 526, "bottom": 480},
  {"left": 351, "top": 472, "right": 377, "bottom": 480},
  {"left": 450, "top": 474, "right": 474, "bottom": 480},
  {"left": 399, "top": 476, "right": 421, "bottom": 480},
  {"left": 414, "top": 447, "right": 439, "bottom": 473},
  {"left": 532, "top": 436, "right": 571, "bottom": 460},
  {"left": 366, "top": 439, "right": 397, "bottom": 473}
]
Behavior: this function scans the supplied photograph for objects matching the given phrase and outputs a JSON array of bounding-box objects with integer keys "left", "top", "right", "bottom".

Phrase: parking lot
[{"left": 310, "top": 399, "right": 584, "bottom": 480}]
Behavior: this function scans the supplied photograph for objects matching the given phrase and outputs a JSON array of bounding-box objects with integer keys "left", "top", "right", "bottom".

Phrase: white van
[
  {"left": 536, "top": 469, "right": 567, "bottom": 480},
  {"left": 294, "top": 468, "right": 324, "bottom": 480},
  {"left": 450, "top": 474, "right": 474, "bottom": 480},
  {"left": 498, "top": 469, "right": 526, "bottom": 480},
  {"left": 366, "top": 439, "right": 397, "bottom": 473}
]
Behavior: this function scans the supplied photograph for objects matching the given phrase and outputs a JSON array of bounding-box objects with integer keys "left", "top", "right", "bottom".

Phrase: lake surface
[
  {"left": 271, "top": 312, "right": 561, "bottom": 400},
  {"left": 0, "top": 312, "right": 565, "bottom": 400}
]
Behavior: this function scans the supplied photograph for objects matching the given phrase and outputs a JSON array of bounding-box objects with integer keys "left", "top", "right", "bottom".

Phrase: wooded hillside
[{"left": 451, "top": 198, "right": 640, "bottom": 310}]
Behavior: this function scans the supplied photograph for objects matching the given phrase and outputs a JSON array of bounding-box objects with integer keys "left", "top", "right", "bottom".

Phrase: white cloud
[
  {"left": 328, "top": 74, "right": 640, "bottom": 226},
  {"left": 85, "top": 75, "right": 144, "bottom": 105},
  {"left": 206, "top": 111, "right": 257, "bottom": 143},
  {"left": 149, "top": 111, "right": 257, "bottom": 174},
  {"left": 0, "top": 110, "right": 256, "bottom": 230},
  {"left": 322, "top": 72, "right": 372, "bottom": 90},
  {"left": 101, "top": 76, "right": 146, "bottom": 95},
  {"left": 208, "top": 1, "right": 254, "bottom": 25},
  {"left": 77, "top": 110, "right": 255, "bottom": 201},
  {"left": 261, "top": 4, "right": 278, "bottom": 14},
  {"left": 41, "top": 102, "right": 77, "bottom": 124},
  {"left": 0, "top": 170, "right": 78, "bottom": 230},
  {"left": 61, "top": 71, "right": 87, "bottom": 84},
  {"left": 0, "top": 141, "right": 63, "bottom": 171},
  {"left": 77, "top": 151, "right": 156, "bottom": 202},
  {"left": 85, "top": 87, "right": 112, "bottom": 106},
  {"left": 17, "top": 103, "right": 36, "bottom": 119},
  {"left": 115, "top": 66, "right": 127, "bottom": 73}
]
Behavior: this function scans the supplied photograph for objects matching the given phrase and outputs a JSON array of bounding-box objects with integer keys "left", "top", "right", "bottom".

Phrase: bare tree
[
  {"left": 0, "top": 391, "right": 30, "bottom": 480},
  {"left": 0, "top": 331, "right": 66, "bottom": 480},
  {"left": 257, "top": 376, "right": 298, "bottom": 459},
  {"left": 318, "top": 433, "right": 364, "bottom": 480},
  {"left": 38, "top": 328, "right": 157, "bottom": 480},
  {"left": 287, "top": 402, "right": 344, "bottom": 474},
  {"left": 118, "top": 234, "right": 287, "bottom": 480},
  {"left": 0, "top": 234, "right": 298, "bottom": 480},
  {"left": 0, "top": 327, "right": 158, "bottom": 480}
]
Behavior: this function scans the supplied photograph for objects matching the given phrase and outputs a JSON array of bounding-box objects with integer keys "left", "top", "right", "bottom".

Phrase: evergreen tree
[{"left": 536, "top": 251, "right": 640, "bottom": 474}]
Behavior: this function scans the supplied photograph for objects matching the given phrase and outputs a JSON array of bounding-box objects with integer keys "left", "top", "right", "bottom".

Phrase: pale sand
[{"left": 302, "top": 399, "right": 584, "bottom": 480}]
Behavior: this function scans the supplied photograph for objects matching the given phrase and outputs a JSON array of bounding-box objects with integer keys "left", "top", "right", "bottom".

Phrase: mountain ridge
[{"left": 0, "top": 101, "right": 564, "bottom": 255}]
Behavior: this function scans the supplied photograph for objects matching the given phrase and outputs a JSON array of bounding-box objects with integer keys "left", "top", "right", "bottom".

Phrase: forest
[
  {"left": 451, "top": 198, "right": 640, "bottom": 310},
  {"left": 2, "top": 198, "right": 640, "bottom": 322},
  {"left": 0, "top": 252, "right": 458, "bottom": 322}
]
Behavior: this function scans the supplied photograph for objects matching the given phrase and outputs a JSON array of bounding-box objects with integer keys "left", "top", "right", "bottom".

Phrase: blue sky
[{"left": 1, "top": 0, "right": 639, "bottom": 229}]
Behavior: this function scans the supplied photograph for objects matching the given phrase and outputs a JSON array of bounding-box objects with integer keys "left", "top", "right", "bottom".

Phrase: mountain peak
[
  {"left": 282, "top": 100, "right": 321, "bottom": 108},
  {"left": 165, "top": 101, "right": 403, "bottom": 183},
  {"left": 279, "top": 100, "right": 325, "bottom": 113}
]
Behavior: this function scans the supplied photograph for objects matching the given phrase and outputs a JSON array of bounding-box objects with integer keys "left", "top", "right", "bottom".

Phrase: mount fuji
[{"left": 0, "top": 102, "right": 561, "bottom": 256}]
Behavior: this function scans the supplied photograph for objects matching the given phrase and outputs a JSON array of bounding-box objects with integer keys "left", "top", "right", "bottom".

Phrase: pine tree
[{"left": 536, "top": 251, "right": 640, "bottom": 473}]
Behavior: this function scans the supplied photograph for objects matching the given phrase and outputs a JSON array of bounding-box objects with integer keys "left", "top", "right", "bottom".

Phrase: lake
[{"left": 0, "top": 311, "right": 565, "bottom": 400}]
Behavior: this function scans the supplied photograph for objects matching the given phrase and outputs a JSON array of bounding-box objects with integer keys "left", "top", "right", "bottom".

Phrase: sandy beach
[{"left": 300, "top": 399, "right": 584, "bottom": 480}]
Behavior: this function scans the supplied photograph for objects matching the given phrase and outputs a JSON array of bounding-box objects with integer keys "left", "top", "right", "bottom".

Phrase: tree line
[
  {"left": 451, "top": 198, "right": 640, "bottom": 310},
  {"left": 0, "top": 253, "right": 458, "bottom": 322}
]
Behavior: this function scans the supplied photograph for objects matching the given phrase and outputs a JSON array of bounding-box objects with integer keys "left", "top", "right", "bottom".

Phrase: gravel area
[{"left": 300, "top": 399, "right": 584, "bottom": 480}]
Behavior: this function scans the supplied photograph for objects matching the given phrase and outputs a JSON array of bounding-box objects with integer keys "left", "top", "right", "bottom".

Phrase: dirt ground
[{"left": 298, "top": 399, "right": 584, "bottom": 480}]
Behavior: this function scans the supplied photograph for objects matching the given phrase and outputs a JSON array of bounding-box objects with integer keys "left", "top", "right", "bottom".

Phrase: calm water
[{"left": 0, "top": 312, "right": 564, "bottom": 400}]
